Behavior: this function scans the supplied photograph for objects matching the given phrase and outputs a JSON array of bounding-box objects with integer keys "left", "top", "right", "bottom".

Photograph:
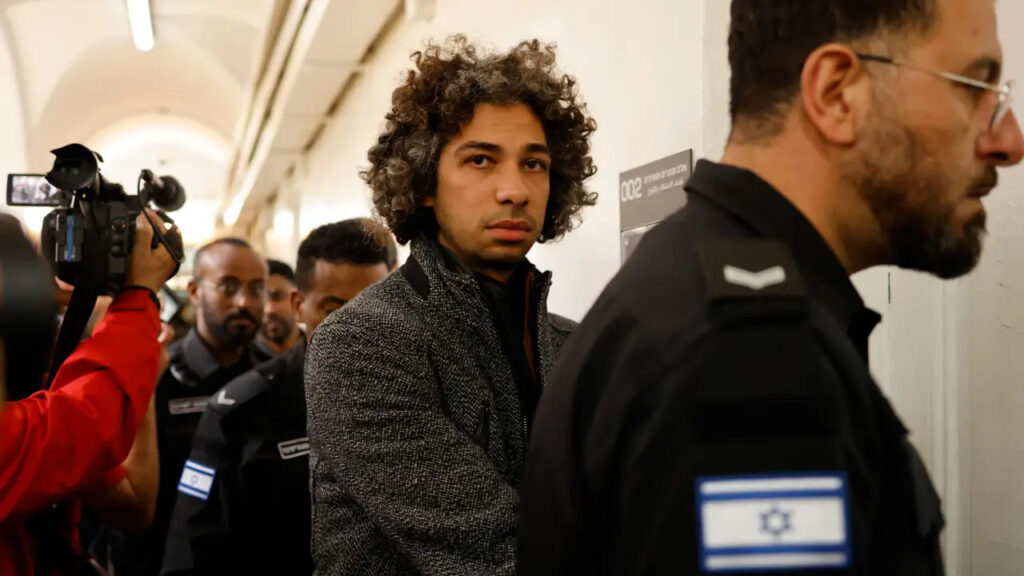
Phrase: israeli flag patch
[
  {"left": 697, "top": 473, "right": 851, "bottom": 572},
  {"left": 178, "top": 460, "right": 216, "bottom": 501}
]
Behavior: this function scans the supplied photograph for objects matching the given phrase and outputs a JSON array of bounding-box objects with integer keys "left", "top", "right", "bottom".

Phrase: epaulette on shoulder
[
  {"left": 695, "top": 239, "right": 806, "bottom": 303},
  {"left": 208, "top": 369, "right": 271, "bottom": 414}
]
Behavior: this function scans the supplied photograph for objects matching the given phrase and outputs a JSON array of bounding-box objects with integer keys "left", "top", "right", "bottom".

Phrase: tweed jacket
[{"left": 305, "top": 238, "right": 576, "bottom": 575}]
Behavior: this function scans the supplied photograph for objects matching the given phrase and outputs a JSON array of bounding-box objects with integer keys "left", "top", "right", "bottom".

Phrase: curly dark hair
[{"left": 362, "top": 35, "right": 598, "bottom": 244}]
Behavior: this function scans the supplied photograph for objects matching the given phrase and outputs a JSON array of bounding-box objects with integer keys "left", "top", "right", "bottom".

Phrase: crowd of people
[{"left": 2, "top": 0, "right": 1024, "bottom": 574}]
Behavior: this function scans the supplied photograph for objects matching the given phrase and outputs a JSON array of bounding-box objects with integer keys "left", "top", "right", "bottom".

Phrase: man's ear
[
  {"left": 187, "top": 280, "right": 200, "bottom": 306},
  {"left": 290, "top": 290, "right": 305, "bottom": 321},
  {"left": 421, "top": 194, "right": 436, "bottom": 207},
  {"left": 800, "top": 43, "right": 874, "bottom": 146}
]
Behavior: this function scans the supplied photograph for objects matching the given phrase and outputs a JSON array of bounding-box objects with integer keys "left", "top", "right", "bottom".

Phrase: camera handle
[{"left": 45, "top": 217, "right": 109, "bottom": 388}]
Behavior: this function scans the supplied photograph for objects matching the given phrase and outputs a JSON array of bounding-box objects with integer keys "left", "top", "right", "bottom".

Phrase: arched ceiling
[
  {"left": 0, "top": 0, "right": 278, "bottom": 207},
  {"left": 0, "top": 0, "right": 402, "bottom": 246}
]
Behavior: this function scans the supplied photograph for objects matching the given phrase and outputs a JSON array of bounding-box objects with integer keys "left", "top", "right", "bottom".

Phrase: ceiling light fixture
[{"left": 126, "top": 0, "right": 155, "bottom": 52}]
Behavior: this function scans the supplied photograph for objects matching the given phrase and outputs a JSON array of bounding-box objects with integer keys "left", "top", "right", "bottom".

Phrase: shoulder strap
[{"left": 695, "top": 239, "right": 806, "bottom": 302}]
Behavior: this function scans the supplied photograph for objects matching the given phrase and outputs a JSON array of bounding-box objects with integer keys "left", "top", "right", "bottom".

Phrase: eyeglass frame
[
  {"left": 195, "top": 277, "right": 267, "bottom": 301},
  {"left": 855, "top": 52, "right": 1014, "bottom": 133}
]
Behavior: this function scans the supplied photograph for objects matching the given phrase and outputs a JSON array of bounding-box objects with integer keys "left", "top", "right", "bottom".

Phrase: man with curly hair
[{"left": 304, "top": 36, "right": 597, "bottom": 575}]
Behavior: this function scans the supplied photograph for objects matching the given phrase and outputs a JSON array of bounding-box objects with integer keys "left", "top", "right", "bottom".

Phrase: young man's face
[
  {"left": 262, "top": 273, "right": 298, "bottom": 345},
  {"left": 188, "top": 244, "right": 267, "bottom": 349},
  {"left": 846, "top": 0, "right": 1023, "bottom": 278},
  {"left": 428, "top": 102, "right": 552, "bottom": 282},
  {"left": 295, "top": 259, "right": 389, "bottom": 342}
]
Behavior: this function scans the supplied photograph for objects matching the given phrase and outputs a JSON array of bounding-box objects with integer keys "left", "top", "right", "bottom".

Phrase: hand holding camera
[{"left": 127, "top": 211, "right": 179, "bottom": 294}]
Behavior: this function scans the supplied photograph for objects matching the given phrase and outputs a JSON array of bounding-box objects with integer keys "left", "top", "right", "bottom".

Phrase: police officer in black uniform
[
  {"left": 113, "top": 237, "right": 268, "bottom": 576},
  {"left": 520, "top": 0, "right": 1024, "bottom": 574},
  {"left": 161, "top": 219, "right": 395, "bottom": 575}
]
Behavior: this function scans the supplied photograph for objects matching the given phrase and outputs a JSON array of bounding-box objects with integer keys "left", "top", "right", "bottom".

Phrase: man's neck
[
  {"left": 434, "top": 239, "right": 521, "bottom": 285},
  {"left": 258, "top": 330, "right": 302, "bottom": 356},
  {"left": 719, "top": 133, "right": 889, "bottom": 275},
  {"left": 197, "top": 325, "right": 246, "bottom": 367}
]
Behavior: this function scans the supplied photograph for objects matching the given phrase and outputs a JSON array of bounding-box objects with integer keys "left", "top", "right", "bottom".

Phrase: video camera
[
  {"left": 6, "top": 143, "right": 185, "bottom": 293},
  {"left": 6, "top": 144, "right": 187, "bottom": 388}
]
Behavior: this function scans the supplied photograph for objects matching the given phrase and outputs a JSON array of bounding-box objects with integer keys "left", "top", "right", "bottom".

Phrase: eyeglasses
[
  {"left": 856, "top": 53, "right": 1014, "bottom": 133},
  {"left": 198, "top": 278, "right": 266, "bottom": 300}
]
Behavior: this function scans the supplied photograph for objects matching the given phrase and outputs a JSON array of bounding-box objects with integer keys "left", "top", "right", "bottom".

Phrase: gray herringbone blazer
[{"left": 305, "top": 239, "right": 576, "bottom": 575}]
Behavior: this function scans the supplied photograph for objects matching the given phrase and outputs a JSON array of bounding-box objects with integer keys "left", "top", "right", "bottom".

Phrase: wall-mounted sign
[{"left": 619, "top": 149, "right": 693, "bottom": 263}]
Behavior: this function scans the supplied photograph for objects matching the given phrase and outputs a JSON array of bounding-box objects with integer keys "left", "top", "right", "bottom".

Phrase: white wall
[
  {"left": 0, "top": 21, "right": 32, "bottom": 227},
  {"left": 958, "top": 2, "right": 1024, "bottom": 572},
  {"left": 288, "top": 0, "right": 706, "bottom": 321}
]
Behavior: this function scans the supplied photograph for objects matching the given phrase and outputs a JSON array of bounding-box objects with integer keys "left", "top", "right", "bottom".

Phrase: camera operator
[{"left": 0, "top": 210, "right": 177, "bottom": 575}]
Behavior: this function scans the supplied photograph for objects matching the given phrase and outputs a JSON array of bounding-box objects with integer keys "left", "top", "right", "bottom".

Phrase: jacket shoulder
[
  {"left": 546, "top": 312, "right": 577, "bottom": 336},
  {"left": 315, "top": 271, "right": 424, "bottom": 342}
]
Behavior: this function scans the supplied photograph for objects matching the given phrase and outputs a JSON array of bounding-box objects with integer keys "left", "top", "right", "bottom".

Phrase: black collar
[
  {"left": 181, "top": 327, "right": 258, "bottom": 380},
  {"left": 433, "top": 239, "right": 534, "bottom": 292},
  {"left": 686, "top": 160, "right": 881, "bottom": 345},
  {"left": 253, "top": 330, "right": 306, "bottom": 360}
]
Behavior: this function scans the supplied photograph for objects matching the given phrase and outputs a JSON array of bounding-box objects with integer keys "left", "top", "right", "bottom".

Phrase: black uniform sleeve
[
  {"left": 523, "top": 307, "right": 874, "bottom": 575},
  {"left": 160, "top": 400, "right": 238, "bottom": 576},
  {"left": 634, "top": 321, "right": 866, "bottom": 574}
]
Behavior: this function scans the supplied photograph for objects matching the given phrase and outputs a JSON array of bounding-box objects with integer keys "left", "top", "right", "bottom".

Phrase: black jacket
[
  {"left": 112, "top": 329, "right": 262, "bottom": 576},
  {"left": 161, "top": 341, "right": 311, "bottom": 575},
  {"left": 519, "top": 160, "right": 944, "bottom": 575}
]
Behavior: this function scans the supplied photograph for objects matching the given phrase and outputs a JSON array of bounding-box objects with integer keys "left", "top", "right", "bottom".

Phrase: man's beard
[
  {"left": 204, "top": 307, "right": 259, "bottom": 348},
  {"left": 261, "top": 314, "right": 294, "bottom": 345},
  {"left": 844, "top": 102, "right": 988, "bottom": 279}
]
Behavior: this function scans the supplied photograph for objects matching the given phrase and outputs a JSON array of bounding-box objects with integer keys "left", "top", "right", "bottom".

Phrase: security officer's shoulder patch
[
  {"left": 696, "top": 239, "right": 805, "bottom": 302},
  {"left": 178, "top": 459, "right": 216, "bottom": 501},
  {"left": 696, "top": 472, "right": 852, "bottom": 572},
  {"left": 210, "top": 370, "right": 270, "bottom": 414}
]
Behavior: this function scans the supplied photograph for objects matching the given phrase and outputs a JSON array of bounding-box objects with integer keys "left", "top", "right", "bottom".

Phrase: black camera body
[{"left": 37, "top": 144, "right": 185, "bottom": 293}]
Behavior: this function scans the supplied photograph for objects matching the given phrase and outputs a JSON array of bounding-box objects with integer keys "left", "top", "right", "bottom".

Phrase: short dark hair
[
  {"left": 362, "top": 35, "right": 598, "bottom": 244},
  {"left": 729, "top": 0, "right": 937, "bottom": 138},
  {"left": 193, "top": 237, "right": 253, "bottom": 277},
  {"left": 266, "top": 259, "right": 295, "bottom": 283},
  {"left": 295, "top": 219, "right": 395, "bottom": 292}
]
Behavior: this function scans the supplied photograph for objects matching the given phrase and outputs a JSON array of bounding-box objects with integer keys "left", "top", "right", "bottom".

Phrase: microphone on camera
[{"left": 140, "top": 169, "right": 185, "bottom": 211}]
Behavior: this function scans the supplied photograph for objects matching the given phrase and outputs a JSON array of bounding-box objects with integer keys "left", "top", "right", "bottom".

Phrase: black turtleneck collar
[{"left": 433, "top": 240, "right": 542, "bottom": 427}]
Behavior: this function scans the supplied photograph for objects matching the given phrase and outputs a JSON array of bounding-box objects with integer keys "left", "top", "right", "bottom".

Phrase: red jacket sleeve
[{"left": 0, "top": 288, "right": 160, "bottom": 521}]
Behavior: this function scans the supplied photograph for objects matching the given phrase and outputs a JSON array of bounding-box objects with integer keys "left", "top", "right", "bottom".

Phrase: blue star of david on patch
[
  {"left": 759, "top": 504, "right": 793, "bottom": 539},
  {"left": 697, "top": 473, "right": 852, "bottom": 572}
]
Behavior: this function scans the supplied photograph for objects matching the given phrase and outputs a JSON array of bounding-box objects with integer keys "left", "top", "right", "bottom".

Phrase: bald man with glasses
[{"left": 110, "top": 237, "right": 268, "bottom": 576}]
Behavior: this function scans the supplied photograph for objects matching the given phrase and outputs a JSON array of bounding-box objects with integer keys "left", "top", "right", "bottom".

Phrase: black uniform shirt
[
  {"left": 519, "top": 160, "right": 944, "bottom": 575},
  {"left": 114, "top": 328, "right": 261, "bottom": 576},
  {"left": 161, "top": 340, "right": 311, "bottom": 576}
]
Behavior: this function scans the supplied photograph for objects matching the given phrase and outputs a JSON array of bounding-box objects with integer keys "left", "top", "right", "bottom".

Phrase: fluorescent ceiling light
[
  {"left": 126, "top": 0, "right": 154, "bottom": 52},
  {"left": 223, "top": 195, "right": 245, "bottom": 227}
]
